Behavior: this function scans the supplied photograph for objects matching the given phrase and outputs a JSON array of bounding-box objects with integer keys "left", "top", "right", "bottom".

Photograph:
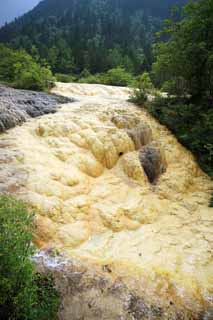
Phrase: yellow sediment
[{"left": 1, "top": 82, "right": 212, "bottom": 311}]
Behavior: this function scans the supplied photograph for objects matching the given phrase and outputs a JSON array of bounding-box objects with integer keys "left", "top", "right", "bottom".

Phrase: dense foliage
[
  {"left": 76, "top": 67, "right": 134, "bottom": 86},
  {"left": 147, "top": 96, "right": 213, "bottom": 176},
  {"left": 0, "top": 44, "right": 54, "bottom": 90},
  {"left": 152, "top": 0, "right": 213, "bottom": 100},
  {"left": 0, "top": 0, "right": 187, "bottom": 75},
  {"left": 0, "top": 196, "right": 59, "bottom": 320},
  {"left": 130, "top": 72, "right": 154, "bottom": 105},
  {"left": 133, "top": 0, "right": 213, "bottom": 177}
]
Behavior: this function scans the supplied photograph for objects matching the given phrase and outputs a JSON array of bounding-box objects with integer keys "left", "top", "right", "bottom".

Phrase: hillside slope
[{"left": 0, "top": 0, "right": 187, "bottom": 74}]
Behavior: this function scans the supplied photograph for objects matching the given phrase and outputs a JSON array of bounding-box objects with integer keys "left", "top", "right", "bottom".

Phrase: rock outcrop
[
  {"left": 0, "top": 84, "right": 73, "bottom": 133},
  {"left": 35, "top": 252, "right": 213, "bottom": 320},
  {"left": 139, "top": 142, "right": 167, "bottom": 183},
  {"left": 0, "top": 82, "right": 212, "bottom": 319}
]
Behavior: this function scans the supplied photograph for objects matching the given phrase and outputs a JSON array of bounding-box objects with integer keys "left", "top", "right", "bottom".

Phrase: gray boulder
[
  {"left": 139, "top": 142, "right": 167, "bottom": 183},
  {"left": 0, "top": 84, "right": 73, "bottom": 133}
]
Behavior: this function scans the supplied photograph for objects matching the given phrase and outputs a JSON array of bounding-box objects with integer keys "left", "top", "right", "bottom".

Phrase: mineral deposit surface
[{"left": 0, "top": 82, "right": 212, "bottom": 319}]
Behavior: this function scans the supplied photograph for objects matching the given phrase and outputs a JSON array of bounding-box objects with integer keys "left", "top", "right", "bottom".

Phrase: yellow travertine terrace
[{"left": 1, "top": 83, "right": 212, "bottom": 318}]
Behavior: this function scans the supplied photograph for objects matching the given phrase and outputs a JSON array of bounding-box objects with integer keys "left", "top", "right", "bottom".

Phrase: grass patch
[{"left": 0, "top": 195, "right": 59, "bottom": 320}]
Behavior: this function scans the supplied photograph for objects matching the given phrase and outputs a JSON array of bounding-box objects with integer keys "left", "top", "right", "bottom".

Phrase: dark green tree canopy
[
  {"left": 148, "top": 0, "right": 213, "bottom": 176},
  {"left": 152, "top": 0, "right": 213, "bottom": 100},
  {"left": 0, "top": 0, "right": 187, "bottom": 74}
]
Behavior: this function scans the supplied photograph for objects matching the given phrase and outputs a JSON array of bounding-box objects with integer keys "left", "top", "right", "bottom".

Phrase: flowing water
[{"left": 0, "top": 82, "right": 212, "bottom": 318}]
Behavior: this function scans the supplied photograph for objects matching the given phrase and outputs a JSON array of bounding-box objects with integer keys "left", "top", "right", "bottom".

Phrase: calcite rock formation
[
  {"left": 112, "top": 114, "right": 153, "bottom": 149},
  {"left": 0, "top": 82, "right": 212, "bottom": 319},
  {"left": 139, "top": 142, "right": 167, "bottom": 183}
]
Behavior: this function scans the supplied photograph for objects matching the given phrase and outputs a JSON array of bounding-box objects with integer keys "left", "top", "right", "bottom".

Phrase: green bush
[
  {"left": 137, "top": 72, "right": 154, "bottom": 91},
  {"left": 0, "top": 196, "right": 59, "bottom": 320},
  {"left": 55, "top": 73, "right": 76, "bottom": 83},
  {"left": 76, "top": 68, "right": 103, "bottom": 84},
  {"left": 14, "top": 62, "right": 54, "bottom": 91},
  {"left": 130, "top": 88, "right": 148, "bottom": 106},
  {"left": 79, "top": 69, "right": 91, "bottom": 79},
  {"left": 161, "top": 77, "right": 188, "bottom": 97},
  {"left": 147, "top": 96, "right": 213, "bottom": 177},
  {"left": 0, "top": 45, "right": 55, "bottom": 91},
  {"left": 78, "top": 73, "right": 103, "bottom": 84},
  {"left": 104, "top": 67, "right": 133, "bottom": 86},
  {"left": 130, "top": 72, "right": 154, "bottom": 105},
  {"left": 76, "top": 67, "right": 134, "bottom": 86}
]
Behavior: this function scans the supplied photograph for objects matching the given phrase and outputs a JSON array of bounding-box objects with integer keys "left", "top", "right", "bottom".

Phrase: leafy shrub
[
  {"left": 137, "top": 72, "right": 154, "bottom": 91},
  {"left": 104, "top": 67, "right": 133, "bottom": 86},
  {"left": 0, "top": 196, "right": 59, "bottom": 320},
  {"left": 147, "top": 96, "right": 213, "bottom": 177},
  {"left": 14, "top": 62, "right": 54, "bottom": 91},
  {"left": 55, "top": 73, "right": 76, "bottom": 83},
  {"left": 78, "top": 73, "right": 104, "bottom": 84},
  {"left": 0, "top": 45, "right": 55, "bottom": 91},
  {"left": 161, "top": 77, "right": 188, "bottom": 97},
  {"left": 77, "top": 67, "right": 134, "bottom": 86},
  {"left": 130, "top": 72, "right": 154, "bottom": 105},
  {"left": 77, "top": 68, "right": 103, "bottom": 84},
  {"left": 130, "top": 88, "right": 148, "bottom": 105},
  {"left": 32, "top": 273, "right": 59, "bottom": 320},
  {"left": 79, "top": 69, "right": 91, "bottom": 79}
]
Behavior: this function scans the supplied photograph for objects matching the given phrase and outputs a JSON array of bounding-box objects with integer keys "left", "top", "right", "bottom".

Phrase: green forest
[{"left": 0, "top": 0, "right": 187, "bottom": 74}]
